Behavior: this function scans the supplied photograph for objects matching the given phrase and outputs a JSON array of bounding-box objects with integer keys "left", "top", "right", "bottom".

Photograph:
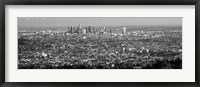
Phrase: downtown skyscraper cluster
[{"left": 65, "top": 24, "right": 126, "bottom": 35}]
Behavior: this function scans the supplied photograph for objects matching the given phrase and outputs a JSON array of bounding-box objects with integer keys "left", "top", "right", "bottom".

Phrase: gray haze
[{"left": 18, "top": 17, "right": 182, "bottom": 28}]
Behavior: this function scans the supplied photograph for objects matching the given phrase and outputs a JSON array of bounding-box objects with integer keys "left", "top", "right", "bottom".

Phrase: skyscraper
[
  {"left": 93, "top": 27, "right": 96, "bottom": 33},
  {"left": 88, "top": 26, "right": 92, "bottom": 33},
  {"left": 83, "top": 28, "right": 86, "bottom": 34},
  {"left": 123, "top": 27, "right": 126, "bottom": 34},
  {"left": 78, "top": 24, "right": 81, "bottom": 29},
  {"left": 70, "top": 26, "right": 73, "bottom": 34}
]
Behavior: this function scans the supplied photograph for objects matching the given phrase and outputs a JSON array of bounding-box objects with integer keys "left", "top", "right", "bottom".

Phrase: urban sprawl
[{"left": 18, "top": 24, "right": 182, "bottom": 69}]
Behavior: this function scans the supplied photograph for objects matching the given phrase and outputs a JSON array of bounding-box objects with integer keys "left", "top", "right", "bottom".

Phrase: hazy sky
[{"left": 18, "top": 17, "right": 182, "bottom": 27}]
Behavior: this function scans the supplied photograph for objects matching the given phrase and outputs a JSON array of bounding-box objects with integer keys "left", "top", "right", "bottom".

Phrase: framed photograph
[{"left": 0, "top": 0, "right": 199, "bottom": 87}]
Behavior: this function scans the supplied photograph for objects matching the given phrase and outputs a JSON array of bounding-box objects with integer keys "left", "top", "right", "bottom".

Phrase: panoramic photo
[{"left": 18, "top": 17, "right": 182, "bottom": 69}]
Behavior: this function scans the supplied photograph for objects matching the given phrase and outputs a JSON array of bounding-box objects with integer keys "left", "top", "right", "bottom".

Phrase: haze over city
[
  {"left": 18, "top": 17, "right": 182, "bottom": 69},
  {"left": 18, "top": 17, "right": 182, "bottom": 28}
]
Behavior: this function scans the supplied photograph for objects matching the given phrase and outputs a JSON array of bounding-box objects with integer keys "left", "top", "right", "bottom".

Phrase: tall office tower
[
  {"left": 109, "top": 29, "right": 112, "bottom": 34},
  {"left": 84, "top": 27, "right": 88, "bottom": 33},
  {"left": 70, "top": 26, "right": 73, "bottom": 34},
  {"left": 66, "top": 26, "right": 69, "bottom": 33},
  {"left": 74, "top": 27, "right": 78, "bottom": 34},
  {"left": 91, "top": 27, "right": 94, "bottom": 33},
  {"left": 78, "top": 24, "right": 81, "bottom": 34},
  {"left": 78, "top": 24, "right": 81, "bottom": 29},
  {"left": 123, "top": 27, "right": 126, "bottom": 34},
  {"left": 92, "top": 27, "right": 95, "bottom": 33},
  {"left": 83, "top": 28, "right": 87, "bottom": 34},
  {"left": 96, "top": 28, "right": 99, "bottom": 34},
  {"left": 73, "top": 27, "right": 76, "bottom": 34},
  {"left": 79, "top": 28, "right": 82, "bottom": 34},
  {"left": 88, "top": 26, "right": 92, "bottom": 33}
]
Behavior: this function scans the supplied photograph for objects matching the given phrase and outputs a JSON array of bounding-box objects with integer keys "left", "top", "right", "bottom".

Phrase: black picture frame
[{"left": 0, "top": 0, "right": 200, "bottom": 87}]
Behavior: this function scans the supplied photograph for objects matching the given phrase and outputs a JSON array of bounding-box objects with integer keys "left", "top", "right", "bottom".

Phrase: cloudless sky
[{"left": 18, "top": 17, "right": 182, "bottom": 27}]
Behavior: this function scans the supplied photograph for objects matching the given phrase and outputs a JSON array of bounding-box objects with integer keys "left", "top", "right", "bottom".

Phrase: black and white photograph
[{"left": 18, "top": 17, "right": 182, "bottom": 69}]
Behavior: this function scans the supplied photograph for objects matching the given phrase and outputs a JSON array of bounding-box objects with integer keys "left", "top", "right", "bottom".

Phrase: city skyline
[
  {"left": 18, "top": 17, "right": 182, "bottom": 28},
  {"left": 18, "top": 17, "right": 182, "bottom": 69}
]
